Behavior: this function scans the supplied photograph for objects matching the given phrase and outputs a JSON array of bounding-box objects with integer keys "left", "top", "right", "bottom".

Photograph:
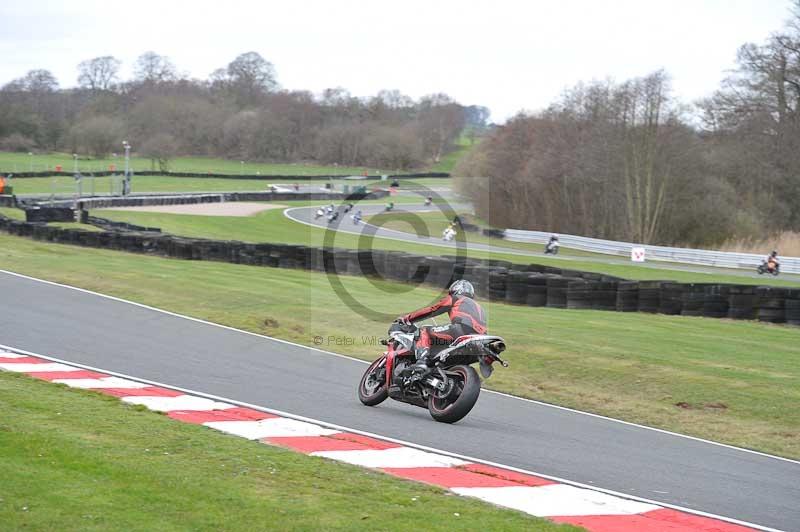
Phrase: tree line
[
  {"left": 0, "top": 51, "right": 490, "bottom": 171},
  {"left": 457, "top": 2, "right": 800, "bottom": 246}
]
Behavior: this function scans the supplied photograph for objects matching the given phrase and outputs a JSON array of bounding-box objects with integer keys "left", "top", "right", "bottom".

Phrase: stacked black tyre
[
  {"left": 546, "top": 277, "right": 573, "bottom": 309},
  {"left": 525, "top": 264, "right": 546, "bottom": 274},
  {"left": 427, "top": 257, "right": 455, "bottom": 289},
  {"left": 470, "top": 266, "right": 493, "bottom": 298},
  {"left": 637, "top": 281, "right": 663, "bottom": 313},
  {"left": 525, "top": 274, "right": 549, "bottom": 307},
  {"left": 616, "top": 281, "right": 639, "bottom": 312},
  {"left": 757, "top": 287, "right": 788, "bottom": 324},
  {"left": 702, "top": 285, "right": 730, "bottom": 318},
  {"left": 358, "top": 250, "right": 379, "bottom": 277},
  {"left": 728, "top": 285, "right": 758, "bottom": 320},
  {"left": 505, "top": 271, "right": 530, "bottom": 305},
  {"left": 346, "top": 249, "right": 363, "bottom": 275},
  {"left": 566, "top": 280, "right": 591, "bottom": 310},
  {"left": 681, "top": 284, "right": 708, "bottom": 317},
  {"left": 592, "top": 281, "right": 619, "bottom": 311},
  {"left": 659, "top": 282, "right": 684, "bottom": 315},
  {"left": 331, "top": 248, "right": 350, "bottom": 276},
  {"left": 785, "top": 289, "right": 800, "bottom": 326},
  {"left": 487, "top": 269, "right": 508, "bottom": 301}
]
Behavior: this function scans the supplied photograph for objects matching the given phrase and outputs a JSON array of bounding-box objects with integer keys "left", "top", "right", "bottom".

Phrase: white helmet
[{"left": 449, "top": 280, "right": 475, "bottom": 298}]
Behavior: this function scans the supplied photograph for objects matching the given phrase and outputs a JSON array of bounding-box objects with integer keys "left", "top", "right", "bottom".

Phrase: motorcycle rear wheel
[
  {"left": 427, "top": 365, "right": 481, "bottom": 424},
  {"left": 358, "top": 356, "right": 389, "bottom": 406}
]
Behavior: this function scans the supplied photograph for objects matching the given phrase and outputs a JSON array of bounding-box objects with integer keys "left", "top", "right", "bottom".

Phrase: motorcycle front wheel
[
  {"left": 358, "top": 356, "right": 389, "bottom": 406},
  {"left": 427, "top": 365, "right": 481, "bottom": 424}
]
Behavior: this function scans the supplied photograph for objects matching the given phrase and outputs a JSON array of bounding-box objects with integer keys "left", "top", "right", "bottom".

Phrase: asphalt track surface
[
  {"left": 287, "top": 204, "right": 800, "bottom": 283},
  {"left": 2, "top": 270, "right": 798, "bottom": 530}
]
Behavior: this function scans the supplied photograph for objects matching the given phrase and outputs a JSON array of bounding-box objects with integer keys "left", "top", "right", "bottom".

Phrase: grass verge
[
  {"left": 1, "top": 233, "right": 798, "bottom": 459},
  {"left": 0, "top": 371, "right": 567, "bottom": 531}
]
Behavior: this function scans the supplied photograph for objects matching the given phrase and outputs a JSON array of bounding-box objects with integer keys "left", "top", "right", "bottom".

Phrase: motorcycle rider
[
  {"left": 765, "top": 250, "right": 780, "bottom": 272},
  {"left": 545, "top": 234, "right": 559, "bottom": 254},
  {"left": 397, "top": 280, "right": 487, "bottom": 373},
  {"left": 442, "top": 222, "right": 457, "bottom": 241}
]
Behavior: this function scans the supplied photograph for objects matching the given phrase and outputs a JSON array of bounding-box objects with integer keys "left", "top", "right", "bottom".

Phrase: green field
[
  {"left": 1, "top": 233, "right": 798, "bottom": 459},
  {"left": 5, "top": 175, "right": 451, "bottom": 196},
  {"left": 91, "top": 204, "right": 800, "bottom": 286},
  {"left": 0, "top": 371, "right": 565, "bottom": 531},
  {"left": 0, "top": 151, "right": 399, "bottom": 176},
  {"left": 0, "top": 207, "right": 24, "bottom": 220},
  {"left": 426, "top": 134, "right": 477, "bottom": 174}
]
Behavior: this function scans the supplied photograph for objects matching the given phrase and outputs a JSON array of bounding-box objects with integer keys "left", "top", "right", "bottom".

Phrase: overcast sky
[{"left": 0, "top": 0, "right": 794, "bottom": 122}]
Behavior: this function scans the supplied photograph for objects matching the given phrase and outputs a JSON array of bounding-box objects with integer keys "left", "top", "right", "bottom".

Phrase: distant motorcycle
[
  {"left": 544, "top": 240, "right": 560, "bottom": 255},
  {"left": 757, "top": 260, "right": 780, "bottom": 276},
  {"left": 442, "top": 227, "right": 456, "bottom": 242},
  {"left": 314, "top": 208, "right": 325, "bottom": 220},
  {"left": 358, "top": 320, "right": 508, "bottom": 423}
]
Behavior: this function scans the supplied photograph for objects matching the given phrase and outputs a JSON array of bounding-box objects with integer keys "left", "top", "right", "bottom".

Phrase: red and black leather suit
[{"left": 401, "top": 294, "right": 487, "bottom": 354}]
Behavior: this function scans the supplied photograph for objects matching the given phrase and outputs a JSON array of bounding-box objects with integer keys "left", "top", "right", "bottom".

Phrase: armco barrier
[
  {"left": 1, "top": 213, "right": 798, "bottom": 327},
  {"left": 504, "top": 229, "right": 800, "bottom": 274}
]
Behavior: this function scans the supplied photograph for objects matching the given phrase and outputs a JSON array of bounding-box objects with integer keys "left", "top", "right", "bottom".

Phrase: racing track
[
  {"left": 1, "top": 270, "right": 798, "bottom": 530},
  {"left": 286, "top": 204, "right": 800, "bottom": 282}
]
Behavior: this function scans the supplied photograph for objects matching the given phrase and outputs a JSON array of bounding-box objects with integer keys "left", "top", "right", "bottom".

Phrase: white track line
[{"left": 0, "top": 343, "right": 784, "bottom": 531}]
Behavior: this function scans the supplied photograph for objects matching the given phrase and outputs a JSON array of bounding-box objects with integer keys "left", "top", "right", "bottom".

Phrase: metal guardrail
[{"left": 504, "top": 229, "right": 800, "bottom": 274}]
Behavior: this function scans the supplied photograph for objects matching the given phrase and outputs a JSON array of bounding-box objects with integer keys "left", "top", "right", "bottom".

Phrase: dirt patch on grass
[{"left": 100, "top": 202, "right": 287, "bottom": 217}]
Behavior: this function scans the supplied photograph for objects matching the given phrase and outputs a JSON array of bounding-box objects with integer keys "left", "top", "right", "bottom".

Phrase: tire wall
[{"left": 1, "top": 213, "right": 797, "bottom": 327}]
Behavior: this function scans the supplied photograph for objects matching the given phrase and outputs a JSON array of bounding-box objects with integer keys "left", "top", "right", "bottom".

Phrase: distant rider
[
  {"left": 765, "top": 250, "right": 780, "bottom": 272},
  {"left": 545, "top": 235, "right": 559, "bottom": 254},
  {"left": 397, "top": 280, "right": 487, "bottom": 373}
]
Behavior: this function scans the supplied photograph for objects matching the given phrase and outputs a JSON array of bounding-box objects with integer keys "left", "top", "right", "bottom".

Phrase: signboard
[{"left": 631, "top": 247, "right": 646, "bottom": 262}]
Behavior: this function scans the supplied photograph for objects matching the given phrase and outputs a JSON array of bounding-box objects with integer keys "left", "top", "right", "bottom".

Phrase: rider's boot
[{"left": 412, "top": 346, "right": 431, "bottom": 373}]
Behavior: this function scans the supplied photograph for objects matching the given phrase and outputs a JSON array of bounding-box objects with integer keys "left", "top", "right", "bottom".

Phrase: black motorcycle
[
  {"left": 358, "top": 321, "right": 508, "bottom": 423},
  {"left": 757, "top": 260, "right": 780, "bottom": 276}
]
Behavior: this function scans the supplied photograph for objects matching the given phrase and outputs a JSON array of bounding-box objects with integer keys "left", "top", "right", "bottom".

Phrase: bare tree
[
  {"left": 417, "top": 93, "right": 466, "bottom": 162},
  {"left": 212, "top": 52, "right": 278, "bottom": 107},
  {"left": 133, "top": 52, "right": 178, "bottom": 84},
  {"left": 77, "top": 56, "right": 121, "bottom": 92},
  {"left": 141, "top": 132, "right": 179, "bottom": 172},
  {"left": 69, "top": 115, "right": 124, "bottom": 157},
  {"left": 18, "top": 69, "right": 59, "bottom": 93},
  {"left": 619, "top": 71, "right": 673, "bottom": 244}
]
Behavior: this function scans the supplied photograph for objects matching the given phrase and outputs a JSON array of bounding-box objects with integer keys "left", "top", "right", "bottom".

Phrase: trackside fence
[{"left": 504, "top": 229, "right": 800, "bottom": 274}]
